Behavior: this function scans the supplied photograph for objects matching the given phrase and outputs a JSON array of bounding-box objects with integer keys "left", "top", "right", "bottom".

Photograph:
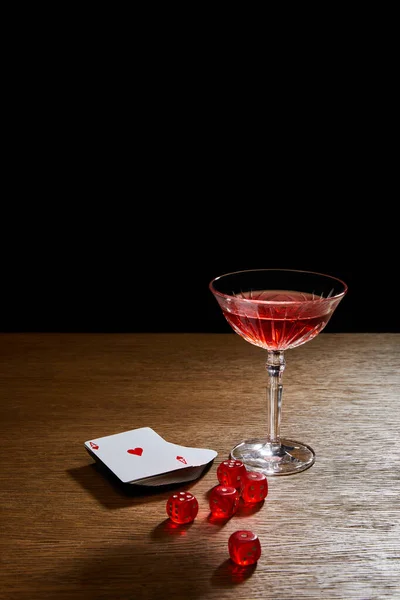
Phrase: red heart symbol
[
  {"left": 90, "top": 442, "right": 99, "bottom": 450},
  {"left": 176, "top": 456, "right": 187, "bottom": 464},
  {"left": 127, "top": 447, "right": 143, "bottom": 456}
]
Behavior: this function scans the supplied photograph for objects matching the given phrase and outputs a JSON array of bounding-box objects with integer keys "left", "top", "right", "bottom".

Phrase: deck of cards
[{"left": 84, "top": 427, "right": 218, "bottom": 486}]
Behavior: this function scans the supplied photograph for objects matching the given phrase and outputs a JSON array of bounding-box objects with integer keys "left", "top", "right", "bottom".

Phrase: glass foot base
[{"left": 230, "top": 438, "right": 315, "bottom": 476}]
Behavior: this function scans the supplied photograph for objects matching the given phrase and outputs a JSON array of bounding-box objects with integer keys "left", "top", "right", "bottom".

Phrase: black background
[
  {"left": 1, "top": 195, "right": 397, "bottom": 334},
  {"left": 2, "top": 21, "right": 397, "bottom": 335}
]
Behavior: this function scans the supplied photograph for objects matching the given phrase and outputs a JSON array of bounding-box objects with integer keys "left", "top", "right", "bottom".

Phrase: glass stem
[{"left": 266, "top": 351, "right": 286, "bottom": 445}]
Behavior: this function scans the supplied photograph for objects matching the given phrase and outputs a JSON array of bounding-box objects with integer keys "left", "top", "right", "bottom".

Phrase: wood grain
[{"left": 0, "top": 333, "right": 399, "bottom": 600}]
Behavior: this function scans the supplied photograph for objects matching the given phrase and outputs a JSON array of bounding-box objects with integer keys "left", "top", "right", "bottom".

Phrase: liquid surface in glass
[{"left": 222, "top": 290, "right": 333, "bottom": 350}]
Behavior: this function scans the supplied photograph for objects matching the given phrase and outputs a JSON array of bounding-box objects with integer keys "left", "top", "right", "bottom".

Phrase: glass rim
[{"left": 209, "top": 268, "right": 348, "bottom": 304}]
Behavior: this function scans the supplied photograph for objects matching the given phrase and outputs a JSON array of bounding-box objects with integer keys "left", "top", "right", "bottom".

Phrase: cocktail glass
[{"left": 209, "top": 269, "right": 347, "bottom": 476}]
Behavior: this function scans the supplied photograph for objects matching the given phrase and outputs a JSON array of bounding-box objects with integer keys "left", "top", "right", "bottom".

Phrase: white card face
[
  {"left": 84, "top": 427, "right": 217, "bottom": 484},
  {"left": 164, "top": 442, "right": 217, "bottom": 467}
]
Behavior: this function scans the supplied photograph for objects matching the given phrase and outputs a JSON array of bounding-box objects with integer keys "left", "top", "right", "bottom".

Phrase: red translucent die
[
  {"left": 209, "top": 485, "right": 240, "bottom": 519},
  {"left": 217, "top": 459, "right": 247, "bottom": 489},
  {"left": 166, "top": 491, "right": 199, "bottom": 524},
  {"left": 228, "top": 530, "right": 261, "bottom": 566},
  {"left": 240, "top": 471, "right": 268, "bottom": 504}
]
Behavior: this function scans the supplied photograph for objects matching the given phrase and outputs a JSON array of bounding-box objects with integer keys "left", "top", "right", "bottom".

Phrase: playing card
[
  {"left": 84, "top": 427, "right": 217, "bottom": 485},
  {"left": 131, "top": 466, "right": 208, "bottom": 487}
]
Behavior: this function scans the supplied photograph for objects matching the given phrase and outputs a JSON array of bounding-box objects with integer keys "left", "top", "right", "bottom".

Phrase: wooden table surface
[{"left": 0, "top": 333, "right": 399, "bottom": 600}]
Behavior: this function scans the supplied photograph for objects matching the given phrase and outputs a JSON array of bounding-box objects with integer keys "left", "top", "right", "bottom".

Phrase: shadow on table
[
  {"left": 151, "top": 517, "right": 197, "bottom": 539},
  {"left": 74, "top": 541, "right": 254, "bottom": 600},
  {"left": 12, "top": 538, "right": 259, "bottom": 600},
  {"left": 212, "top": 558, "right": 257, "bottom": 586},
  {"left": 67, "top": 462, "right": 211, "bottom": 510}
]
